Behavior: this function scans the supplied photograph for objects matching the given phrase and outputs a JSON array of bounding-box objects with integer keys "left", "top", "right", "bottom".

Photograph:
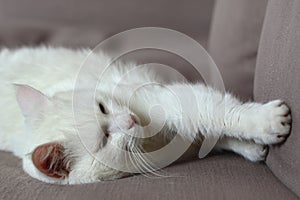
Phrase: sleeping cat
[{"left": 0, "top": 47, "right": 291, "bottom": 184}]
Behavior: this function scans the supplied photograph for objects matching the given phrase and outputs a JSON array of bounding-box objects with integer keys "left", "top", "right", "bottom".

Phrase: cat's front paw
[{"left": 253, "top": 100, "right": 291, "bottom": 145}]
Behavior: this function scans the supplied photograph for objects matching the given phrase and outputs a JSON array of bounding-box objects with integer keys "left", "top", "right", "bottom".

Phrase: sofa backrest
[
  {"left": 0, "top": 0, "right": 214, "bottom": 48},
  {"left": 0, "top": 0, "right": 215, "bottom": 83},
  {"left": 254, "top": 0, "right": 300, "bottom": 197},
  {"left": 208, "top": 0, "right": 268, "bottom": 101}
]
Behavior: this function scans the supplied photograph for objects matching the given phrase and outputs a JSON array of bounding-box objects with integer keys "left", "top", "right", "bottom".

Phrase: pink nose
[{"left": 128, "top": 114, "right": 137, "bottom": 129}]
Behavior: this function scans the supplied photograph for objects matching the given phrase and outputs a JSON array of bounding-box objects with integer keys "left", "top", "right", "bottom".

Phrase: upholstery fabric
[
  {"left": 254, "top": 0, "right": 300, "bottom": 197},
  {"left": 0, "top": 151, "right": 298, "bottom": 200},
  {"left": 208, "top": 0, "right": 268, "bottom": 101},
  {"left": 0, "top": 0, "right": 214, "bottom": 48},
  {"left": 0, "top": 0, "right": 214, "bottom": 82}
]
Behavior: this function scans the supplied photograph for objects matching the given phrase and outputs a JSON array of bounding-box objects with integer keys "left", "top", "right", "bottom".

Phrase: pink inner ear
[
  {"left": 32, "top": 143, "right": 70, "bottom": 178},
  {"left": 15, "top": 84, "right": 49, "bottom": 117}
]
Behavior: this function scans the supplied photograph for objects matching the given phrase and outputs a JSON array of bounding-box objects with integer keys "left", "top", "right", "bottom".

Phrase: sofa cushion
[
  {"left": 254, "top": 0, "right": 300, "bottom": 197},
  {"left": 0, "top": 151, "right": 298, "bottom": 200},
  {"left": 208, "top": 0, "right": 268, "bottom": 101}
]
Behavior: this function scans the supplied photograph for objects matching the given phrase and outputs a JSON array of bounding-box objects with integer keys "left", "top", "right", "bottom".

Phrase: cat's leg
[
  {"left": 214, "top": 137, "right": 268, "bottom": 162},
  {"left": 135, "top": 83, "right": 291, "bottom": 146}
]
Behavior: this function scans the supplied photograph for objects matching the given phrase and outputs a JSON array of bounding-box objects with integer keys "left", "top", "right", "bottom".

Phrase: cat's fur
[{"left": 0, "top": 47, "right": 291, "bottom": 184}]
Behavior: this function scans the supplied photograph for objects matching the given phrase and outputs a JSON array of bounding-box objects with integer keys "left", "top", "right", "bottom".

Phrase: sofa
[{"left": 0, "top": 0, "right": 299, "bottom": 199}]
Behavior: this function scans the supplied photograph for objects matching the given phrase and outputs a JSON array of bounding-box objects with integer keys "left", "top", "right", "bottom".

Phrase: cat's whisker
[
  {"left": 130, "top": 146, "right": 170, "bottom": 178},
  {"left": 127, "top": 143, "right": 147, "bottom": 174},
  {"left": 124, "top": 138, "right": 142, "bottom": 173},
  {"left": 127, "top": 147, "right": 145, "bottom": 174},
  {"left": 135, "top": 145, "right": 172, "bottom": 178},
  {"left": 125, "top": 136, "right": 172, "bottom": 178}
]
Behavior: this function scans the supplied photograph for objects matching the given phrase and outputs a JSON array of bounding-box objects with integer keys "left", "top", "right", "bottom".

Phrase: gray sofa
[{"left": 0, "top": 0, "right": 299, "bottom": 199}]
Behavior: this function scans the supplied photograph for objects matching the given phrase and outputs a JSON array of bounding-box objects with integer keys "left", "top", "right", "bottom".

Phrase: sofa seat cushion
[{"left": 0, "top": 152, "right": 298, "bottom": 200}]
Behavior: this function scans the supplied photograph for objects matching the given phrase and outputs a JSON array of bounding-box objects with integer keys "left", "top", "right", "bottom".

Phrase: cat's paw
[
  {"left": 241, "top": 143, "right": 268, "bottom": 162},
  {"left": 253, "top": 100, "right": 291, "bottom": 145}
]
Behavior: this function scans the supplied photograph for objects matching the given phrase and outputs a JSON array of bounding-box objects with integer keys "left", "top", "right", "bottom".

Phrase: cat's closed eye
[{"left": 99, "top": 102, "right": 108, "bottom": 114}]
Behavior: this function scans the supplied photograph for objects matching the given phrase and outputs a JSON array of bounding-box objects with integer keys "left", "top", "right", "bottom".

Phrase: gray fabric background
[
  {"left": 254, "top": 0, "right": 300, "bottom": 197},
  {"left": 0, "top": 0, "right": 213, "bottom": 48},
  {"left": 208, "top": 0, "right": 268, "bottom": 101},
  {"left": 0, "top": 0, "right": 214, "bottom": 83}
]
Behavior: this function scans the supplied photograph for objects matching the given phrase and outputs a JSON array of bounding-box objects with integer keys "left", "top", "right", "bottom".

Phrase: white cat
[{"left": 0, "top": 47, "right": 291, "bottom": 184}]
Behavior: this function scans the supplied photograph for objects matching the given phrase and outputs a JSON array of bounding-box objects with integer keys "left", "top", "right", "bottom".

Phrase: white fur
[{"left": 0, "top": 47, "right": 291, "bottom": 184}]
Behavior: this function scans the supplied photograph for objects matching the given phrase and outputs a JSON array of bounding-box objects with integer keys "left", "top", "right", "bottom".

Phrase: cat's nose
[{"left": 128, "top": 114, "right": 137, "bottom": 129}]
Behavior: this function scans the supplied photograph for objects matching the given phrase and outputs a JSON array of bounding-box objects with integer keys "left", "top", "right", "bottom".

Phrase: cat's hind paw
[{"left": 241, "top": 143, "right": 268, "bottom": 162}]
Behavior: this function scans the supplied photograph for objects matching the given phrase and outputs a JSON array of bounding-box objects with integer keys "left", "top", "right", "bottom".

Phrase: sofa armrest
[{"left": 254, "top": 0, "right": 300, "bottom": 197}]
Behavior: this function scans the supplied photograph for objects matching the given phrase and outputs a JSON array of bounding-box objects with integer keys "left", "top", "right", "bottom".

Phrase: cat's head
[{"left": 16, "top": 85, "right": 145, "bottom": 184}]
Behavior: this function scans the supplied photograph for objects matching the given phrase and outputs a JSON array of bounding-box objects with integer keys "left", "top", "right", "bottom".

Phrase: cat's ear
[
  {"left": 32, "top": 143, "right": 70, "bottom": 178},
  {"left": 15, "top": 84, "right": 50, "bottom": 117}
]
